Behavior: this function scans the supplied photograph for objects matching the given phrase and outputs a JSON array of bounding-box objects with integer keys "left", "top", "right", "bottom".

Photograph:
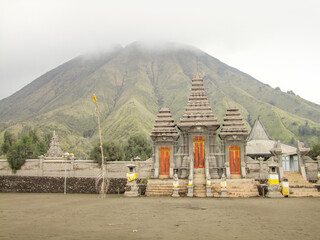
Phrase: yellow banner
[
  {"left": 268, "top": 179, "right": 279, "bottom": 185},
  {"left": 127, "top": 173, "right": 138, "bottom": 182},
  {"left": 93, "top": 95, "right": 97, "bottom": 102}
]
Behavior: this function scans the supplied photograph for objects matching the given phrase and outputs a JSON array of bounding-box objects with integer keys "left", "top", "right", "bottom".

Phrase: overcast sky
[{"left": 1, "top": 0, "right": 319, "bottom": 104}]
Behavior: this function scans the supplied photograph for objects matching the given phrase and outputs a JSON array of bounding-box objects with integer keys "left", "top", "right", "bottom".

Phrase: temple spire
[
  {"left": 177, "top": 61, "right": 219, "bottom": 130},
  {"left": 194, "top": 57, "right": 201, "bottom": 79}
]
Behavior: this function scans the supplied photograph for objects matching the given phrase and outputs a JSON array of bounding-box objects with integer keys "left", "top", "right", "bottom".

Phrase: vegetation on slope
[{"left": 0, "top": 42, "right": 319, "bottom": 158}]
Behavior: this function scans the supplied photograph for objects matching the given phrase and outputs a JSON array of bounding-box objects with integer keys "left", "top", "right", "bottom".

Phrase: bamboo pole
[{"left": 94, "top": 95, "right": 106, "bottom": 198}]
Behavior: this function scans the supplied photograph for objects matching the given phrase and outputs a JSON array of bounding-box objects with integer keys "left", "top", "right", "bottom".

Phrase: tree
[
  {"left": 308, "top": 142, "right": 320, "bottom": 160},
  {"left": 123, "top": 135, "right": 152, "bottom": 161},
  {"left": 7, "top": 134, "right": 35, "bottom": 172},
  {"left": 4, "top": 129, "right": 50, "bottom": 172},
  {"left": 90, "top": 141, "right": 124, "bottom": 164},
  {"left": 1, "top": 131, "right": 16, "bottom": 154}
]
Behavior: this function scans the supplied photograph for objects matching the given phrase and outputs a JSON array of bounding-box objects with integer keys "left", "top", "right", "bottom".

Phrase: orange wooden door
[
  {"left": 159, "top": 147, "right": 170, "bottom": 175},
  {"left": 193, "top": 136, "right": 205, "bottom": 168},
  {"left": 229, "top": 145, "right": 241, "bottom": 175}
]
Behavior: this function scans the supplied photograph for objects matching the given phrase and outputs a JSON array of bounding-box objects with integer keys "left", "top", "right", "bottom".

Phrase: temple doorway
[
  {"left": 159, "top": 147, "right": 170, "bottom": 175},
  {"left": 282, "top": 155, "right": 299, "bottom": 172},
  {"left": 229, "top": 145, "right": 241, "bottom": 176},
  {"left": 193, "top": 136, "right": 205, "bottom": 168}
]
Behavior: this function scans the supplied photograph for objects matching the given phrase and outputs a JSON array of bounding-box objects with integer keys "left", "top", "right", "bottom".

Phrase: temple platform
[{"left": 146, "top": 178, "right": 260, "bottom": 198}]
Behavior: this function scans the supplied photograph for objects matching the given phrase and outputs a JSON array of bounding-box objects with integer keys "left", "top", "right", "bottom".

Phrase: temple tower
[
  {"left": 150, "top": 108, "right": 179, "bottom": 178},
  {"left": 219, "top": 107, "right": 248, "bottom": 178},
  {"left": 45, "top": 131, "right": 63, "bottom": 159},
  {"left": 177, "top": 66, "right": 220, "bottom": 178}
]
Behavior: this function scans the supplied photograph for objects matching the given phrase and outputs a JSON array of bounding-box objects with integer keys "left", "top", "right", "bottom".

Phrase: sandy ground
[{"left": 0, "top": 193, "right": 319, "bottom": 240}]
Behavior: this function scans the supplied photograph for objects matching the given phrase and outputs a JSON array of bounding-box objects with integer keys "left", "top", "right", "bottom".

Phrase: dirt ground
[{"left": 0, "top": 193, "right": 319, "bottom": 240}]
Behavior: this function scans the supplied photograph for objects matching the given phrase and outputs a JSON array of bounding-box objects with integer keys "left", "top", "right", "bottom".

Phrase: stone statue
[
  {"left": 220, "top": 173, "right": 228, "bottom": 198},
  {"left": 173, "top": 172, "right": 179, "bottom": 188},
  {"left": 172, "top": 170, "right": 180, "bottom": 197},
  {"left": 206, "top": 174, "right": 211, "bottom": 186}
]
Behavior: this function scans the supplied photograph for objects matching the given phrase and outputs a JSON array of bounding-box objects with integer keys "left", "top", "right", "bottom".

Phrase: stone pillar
[
  {"left": 297, "top": 141, "right": 310, "bottom": 181},
  {"left": 258, "top": 157, "right": 264, "bottom": 180},
  {"left": 39, "top": 155, "right": 44, "bottom": 177}
]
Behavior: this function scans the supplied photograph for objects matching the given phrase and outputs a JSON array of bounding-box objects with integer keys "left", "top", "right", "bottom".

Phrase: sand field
[{"left": 0, "top": 193, "right": 319, "bottom": 240}]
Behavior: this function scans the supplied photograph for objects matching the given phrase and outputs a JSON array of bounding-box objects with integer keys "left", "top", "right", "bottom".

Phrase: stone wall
[
  {"left": 245, "top": 157, "right": 269, "bottom": 180},
  {"left": 0, "top": 176, "right": 148, "bottom": 194},
  {"left": 304, "top": 157, "right": 319, "bottom": 181},
  {"left": 0, "top": 159, "right": 153, "bottom": 179}
]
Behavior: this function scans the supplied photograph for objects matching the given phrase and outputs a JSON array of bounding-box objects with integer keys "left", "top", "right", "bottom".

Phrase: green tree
[
  {"left": 7, "top": 134, "right": 35, "bottom": 172},
  {"left": 123, "top": 135, "right": 152, "bottom": 161},
  {"left": 1, "top": 131, "right": 16, "bottom": 154},
  {"left": 5, "top": 129, "right": 50, "bottom": 172},
  {"left": 90, "top": 141, "right": 124, "bottom": 164},
  {"left": 308, "top": 142, "right": 320, "bottom": 160}
]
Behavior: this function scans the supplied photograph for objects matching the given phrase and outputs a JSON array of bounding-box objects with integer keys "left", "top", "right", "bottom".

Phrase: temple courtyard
[{"left": 0, "top": 193, "right": 319, "bottom": 240}]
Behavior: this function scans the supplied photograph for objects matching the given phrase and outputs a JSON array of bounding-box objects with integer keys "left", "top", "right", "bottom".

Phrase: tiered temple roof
[
  {"left": 45, "top": 131, "right": 63, "bottom": 157},
  {"left": 150, "top": 108, "right": 179, "bottom": 141},
  {"left": 219, "top": 107, "right": 248, "bottom": 139},
  {"left": 177, "top": 72, "right": 219, "bottom": 129}
]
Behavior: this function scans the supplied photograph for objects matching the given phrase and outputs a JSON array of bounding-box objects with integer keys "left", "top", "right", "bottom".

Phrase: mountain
[{"left": 1, "top": 42, "right": 320, "bottom": 158}]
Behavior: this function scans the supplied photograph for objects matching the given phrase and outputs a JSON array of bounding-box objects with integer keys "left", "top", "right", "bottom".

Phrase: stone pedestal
[
  {"left": 124, "top": 181, "right": 139, "bottom": 197},
  {"left": 266, "top": 184, "right": 283, "bottom": 198},
  {"left": 220, "top": 187, "right": 229, "bottom": 198},
  {"left": 187, "top": 185, "right": 193, "bottom": 197},
  {"left": 172, "top": 188, "right": 180, "bottom": 198}
]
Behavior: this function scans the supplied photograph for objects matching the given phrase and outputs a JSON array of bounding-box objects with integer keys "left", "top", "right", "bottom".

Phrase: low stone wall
[
  {"left": 0, "top": 176, "right": 147, "bottom": 194},
  {"left": 0, "top": 159, "right": 153, "bottom": 179}
]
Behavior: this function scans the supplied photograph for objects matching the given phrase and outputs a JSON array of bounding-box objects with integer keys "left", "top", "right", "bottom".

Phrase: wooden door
[
  {"left": 193, "top": 136, "right": 205, "bottom": 168},
  {"left": 229, "top": 145, "right": 241, "bottom": 175},
  {"left": 159, "top": 147, "right": 170, "bottom": 175}
]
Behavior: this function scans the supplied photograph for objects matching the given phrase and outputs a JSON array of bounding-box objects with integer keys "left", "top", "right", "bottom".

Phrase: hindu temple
[{"left": 146, "top": 65, "right": 320, "bottom": 198}]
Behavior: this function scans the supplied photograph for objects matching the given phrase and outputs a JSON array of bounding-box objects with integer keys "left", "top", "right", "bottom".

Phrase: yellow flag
[{"left": 93, "top": 95, "right": 97, "bottom": 102}]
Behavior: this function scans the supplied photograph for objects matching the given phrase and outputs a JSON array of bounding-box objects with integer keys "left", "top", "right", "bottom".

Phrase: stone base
[
  {"left": 220, "top": 188, "right": 229, "bottom": 198},
  {"left": 124, "top": 181, "right": 139, "bottom": 197},
  {"left": 266, "top": 184, "right": 283, "bottom": 198},
  {"left": 187, "top": 185, "right": 193, "bottom": 197},
  {"left": 124, "top": 191, "right": 139, "bottom": 197},
  {"left": 206, "top": 186, "right": 213, "bottom": 197},
  {"left": 172, "top": 188, "right": 180, "bottom": 198}
]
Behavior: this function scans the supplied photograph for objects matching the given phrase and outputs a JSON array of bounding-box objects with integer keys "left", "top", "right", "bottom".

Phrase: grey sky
[{"left": 1, "top": 0, "right": 320, "bottom": 104}]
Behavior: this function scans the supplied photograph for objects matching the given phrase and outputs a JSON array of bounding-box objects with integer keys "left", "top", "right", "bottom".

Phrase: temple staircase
[
  {"left": 193, "top": 168, "right": 206, "bottom": 198},
  {"left": 211, "top": 179, "right": 260, "bottom": 198},
  {"left": 284, "top": 172, "right": 320, "bottom": 197},
  {"left": 145, "top": 179, "right": 188, "bottom": 197}
]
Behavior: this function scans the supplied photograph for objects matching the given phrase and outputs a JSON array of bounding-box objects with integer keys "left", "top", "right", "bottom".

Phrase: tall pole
[
  {"left": 64, "top": 158, "right": 67, "bottom": 194},
  {"left": 94, "top": 94, "right": 106, "bottom": 198}
]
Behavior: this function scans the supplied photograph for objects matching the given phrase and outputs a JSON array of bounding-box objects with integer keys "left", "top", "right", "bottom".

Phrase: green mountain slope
[{"left": 0, "top": 42, "right": 319, "bottom": 158}]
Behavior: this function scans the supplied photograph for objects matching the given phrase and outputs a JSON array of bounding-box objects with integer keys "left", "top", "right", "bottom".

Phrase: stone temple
[{"left": 146, "top": 66, "right": 320, "bottom": 197}]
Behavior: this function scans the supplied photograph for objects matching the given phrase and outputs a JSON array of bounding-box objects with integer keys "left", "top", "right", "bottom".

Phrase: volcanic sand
[{"left": 0, "top": 193, "right": 319, "bottom": 240}]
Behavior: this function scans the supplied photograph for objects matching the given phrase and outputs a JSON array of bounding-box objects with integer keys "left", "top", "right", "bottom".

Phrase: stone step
[{"left": 284, "top": 172, "right": 311, "bottom": 185}]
